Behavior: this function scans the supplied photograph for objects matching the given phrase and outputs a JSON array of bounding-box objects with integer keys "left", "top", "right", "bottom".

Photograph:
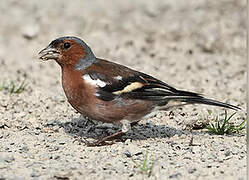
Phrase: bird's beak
[{"left": 38, "top": 45, "right": 59, "bottom": 61}]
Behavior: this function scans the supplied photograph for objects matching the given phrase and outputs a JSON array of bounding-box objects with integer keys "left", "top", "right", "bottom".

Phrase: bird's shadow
[
  {"left": 43, "top": 115, "right": 244, "bottom": 144},
  {"left": 44, "top": 115, "right": 188, "bottom": 141}
]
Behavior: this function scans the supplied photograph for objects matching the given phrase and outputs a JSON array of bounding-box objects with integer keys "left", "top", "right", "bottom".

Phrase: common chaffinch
[{"left": 38, "top": 36, "right": 240, "bottom": 146}]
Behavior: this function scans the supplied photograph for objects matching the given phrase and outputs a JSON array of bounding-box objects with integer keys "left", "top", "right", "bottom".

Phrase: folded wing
[{"left": 86, "top": 59, "right": 240, "bottom": 110}]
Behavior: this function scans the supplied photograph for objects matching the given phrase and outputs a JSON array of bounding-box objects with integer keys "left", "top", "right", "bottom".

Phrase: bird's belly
[{"left": 69, "top": 97, "right": 155, "bottom": 124}]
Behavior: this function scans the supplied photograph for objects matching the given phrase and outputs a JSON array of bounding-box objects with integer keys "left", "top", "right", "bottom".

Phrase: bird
[{"left": 38, "top": 36, "right": 240, "bottom": 146}]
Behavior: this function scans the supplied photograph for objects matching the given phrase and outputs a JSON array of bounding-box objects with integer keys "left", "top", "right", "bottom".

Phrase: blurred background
[{"left": 0, "top": 0, "right": 246, "bottom": 100}]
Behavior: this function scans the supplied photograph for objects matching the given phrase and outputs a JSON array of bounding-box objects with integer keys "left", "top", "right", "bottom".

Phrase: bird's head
[{"left": 38, "top": 36, "right": 97, "bottom": 70}]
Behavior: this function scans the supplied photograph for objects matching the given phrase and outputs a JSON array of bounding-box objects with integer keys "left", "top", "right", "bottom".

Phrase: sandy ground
[{"left": 0, "top": 0, "right": 247, "bottom": 179}]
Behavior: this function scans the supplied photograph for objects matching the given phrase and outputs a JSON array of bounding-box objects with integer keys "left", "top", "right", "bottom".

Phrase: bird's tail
[
  {"left": 161, "top": 90, "right": 241, "bottom": 111},
  {"left": 183, "top": 97, "right": 240, "bottom": 110}
]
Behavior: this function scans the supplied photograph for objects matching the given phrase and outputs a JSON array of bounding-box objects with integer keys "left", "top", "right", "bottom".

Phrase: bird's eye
[{"left": 62, "top": 42, "right": 71, "bottom": 49}]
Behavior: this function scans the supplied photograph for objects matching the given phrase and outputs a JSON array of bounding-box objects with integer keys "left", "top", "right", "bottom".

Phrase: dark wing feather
[
  {"left": 87, "top": 68, "right": 202, "bottom": 101},
  {"left": 87, "top": 70, "right": 147, "bottom": 101},
  {"left": 86, "top": 59, "right": 240, "bottom": 110}
]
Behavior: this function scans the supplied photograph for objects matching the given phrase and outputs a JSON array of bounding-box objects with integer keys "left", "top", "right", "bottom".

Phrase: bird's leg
[{"left": 85, "top": 120, "right": 131, "bottom": 146}]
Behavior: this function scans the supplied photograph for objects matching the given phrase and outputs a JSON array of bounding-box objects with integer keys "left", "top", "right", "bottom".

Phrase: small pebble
[
  {"left": 123, "top": 150, "right": 132, "bottom": 157},
  {"left": 30, "top": 170, "right": 40, "bottom": 177},
  {"left": 4, "top": 156, "right": 15, "bottom": 163},
  {"left": 22, "top": 24, "right": 39, "bottom": 40},
  {"left": 124, "top": 139, "right": 131, "bottom": 145}
]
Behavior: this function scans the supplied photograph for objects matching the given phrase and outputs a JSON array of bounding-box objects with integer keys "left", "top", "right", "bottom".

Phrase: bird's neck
[{"left": 61, "top": 66, "right": 85, "bottom": 102}]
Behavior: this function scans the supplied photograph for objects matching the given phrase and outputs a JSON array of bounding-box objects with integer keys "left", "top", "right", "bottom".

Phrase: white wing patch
[
  {"left": 82, "top": 74, "right": 106, "bottom": 88},
  {"left": 114, "top": 75, "right": 122, "bottom": 80}
]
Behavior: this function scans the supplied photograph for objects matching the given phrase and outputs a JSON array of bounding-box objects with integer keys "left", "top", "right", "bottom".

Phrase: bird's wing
[
  {"left": 84, "top": 59, "right": 240, "bottom": 110},
  {"left": 85, "top": 59, "right": 202, "bottom": 102}
]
